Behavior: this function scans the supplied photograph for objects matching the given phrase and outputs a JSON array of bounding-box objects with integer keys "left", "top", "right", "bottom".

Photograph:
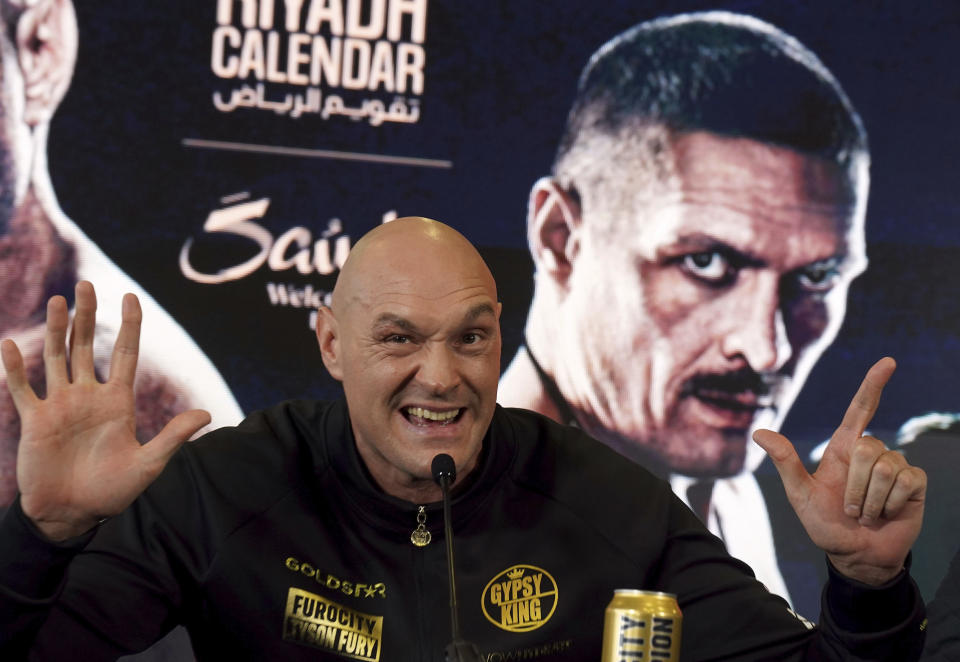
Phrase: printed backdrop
[{"left": 13, "top": 0, "right": 960, "bottom": 618}]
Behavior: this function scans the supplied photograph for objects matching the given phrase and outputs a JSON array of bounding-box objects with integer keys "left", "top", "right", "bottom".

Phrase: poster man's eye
[
  {"left": 682, "top": 251, "right": 733, "bottom": 283},
  {"left": 797, "top": 261, "right": 840, "bottom": 293}
]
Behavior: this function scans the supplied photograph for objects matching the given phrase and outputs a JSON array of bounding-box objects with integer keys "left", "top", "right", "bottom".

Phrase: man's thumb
[
  {"left": 142, "top": 409, "right": 211, "bottom": 478},
  {"left": 752, "top": 428, "right": 811, "bottom": 499}
]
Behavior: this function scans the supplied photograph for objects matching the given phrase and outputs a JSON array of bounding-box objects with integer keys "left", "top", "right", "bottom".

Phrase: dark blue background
[{"left": 48, "top": 0, "right": 960, "bottom": 458}]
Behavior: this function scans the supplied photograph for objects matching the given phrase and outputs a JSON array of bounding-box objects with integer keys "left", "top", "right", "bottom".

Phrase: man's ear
[
  {"left": 527, "top": 177, "right": 582, "bottom": 290},
  {"left": 315, "top": 306, "right": 344, "bottom": 381},
  {"left": 16, "top": 0, "right": 78, "bottom": 127}
]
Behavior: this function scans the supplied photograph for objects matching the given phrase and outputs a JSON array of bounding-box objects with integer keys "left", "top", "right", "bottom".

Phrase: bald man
[{"left": 0, "top": 218, "right": 927, "bottom": 659}]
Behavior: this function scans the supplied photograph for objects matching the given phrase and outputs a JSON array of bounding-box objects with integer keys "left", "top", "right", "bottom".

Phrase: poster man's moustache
[{"left": 684, "top": 368, "right": 774, "bottom": 397}]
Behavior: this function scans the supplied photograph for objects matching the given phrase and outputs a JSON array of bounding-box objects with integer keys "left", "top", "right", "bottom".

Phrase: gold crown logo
[{"left": 506, "top": 567, "right": 525, "bottom": 580}]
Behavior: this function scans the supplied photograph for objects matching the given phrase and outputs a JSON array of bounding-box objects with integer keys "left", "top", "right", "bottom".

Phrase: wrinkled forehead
[
  {"left": 671, "top": 132, "right": 861, "bottom": 208},
  {"left": 336, "top": 247, "right": 498, "bottom": 326},
  {"left": 589, "top": 132, "right": 865, "bottom": 250},
  {"left": 347, "top": 264, "right": 498, "bottom": 313}
]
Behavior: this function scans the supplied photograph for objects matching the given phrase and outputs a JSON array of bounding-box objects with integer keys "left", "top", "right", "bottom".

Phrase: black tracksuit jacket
[{"left": 0, "top": 400, "right": 926, "bottom": 660}]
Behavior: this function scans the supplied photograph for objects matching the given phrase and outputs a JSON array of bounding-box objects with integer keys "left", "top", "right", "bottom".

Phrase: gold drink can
[{"left": 601, "top": 589, "right": 682, "bottom": 661}]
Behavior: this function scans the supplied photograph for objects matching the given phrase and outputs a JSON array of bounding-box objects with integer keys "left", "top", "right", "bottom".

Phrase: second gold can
[{"left": 600, "top": 589, "right": 682, "bottom": 661}]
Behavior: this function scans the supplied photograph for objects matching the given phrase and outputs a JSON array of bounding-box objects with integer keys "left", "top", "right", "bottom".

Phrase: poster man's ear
[
  {"left": 16, "top": 0, "right": 78, "bottom": 126},
  {"left": 315, "top": 306, "right": 344, "bottom": 381},
  {"left": 527, "top": 177, "right": 583, "bottom": 290}
]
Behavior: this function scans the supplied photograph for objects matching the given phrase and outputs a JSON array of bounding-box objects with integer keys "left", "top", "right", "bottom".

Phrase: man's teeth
[{"left": 406, "top": 407, "right": 459, "bottom": 422}]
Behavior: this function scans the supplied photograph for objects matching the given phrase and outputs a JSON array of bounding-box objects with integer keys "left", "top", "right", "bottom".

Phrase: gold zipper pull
[{"left": 410, "top": 505, "right": 432, "bottom": 547}]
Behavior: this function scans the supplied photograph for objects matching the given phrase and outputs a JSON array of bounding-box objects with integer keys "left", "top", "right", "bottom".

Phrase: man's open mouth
[
  {"left": 402, "top": 406, "right": 464, "bottom": 426},
  {"left": 692, "top": 387, "right": 763, "bottom": 411},
  {"left": 683, "top": 369, "right": 775, "bottom": 415}
]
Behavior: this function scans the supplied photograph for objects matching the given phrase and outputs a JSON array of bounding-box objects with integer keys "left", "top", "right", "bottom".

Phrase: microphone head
[{"left": 431, "top": 453, "right": 457, "bottom": 486}]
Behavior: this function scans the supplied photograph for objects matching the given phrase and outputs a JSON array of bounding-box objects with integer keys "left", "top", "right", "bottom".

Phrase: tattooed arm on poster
[
  {"left": 0, "top": 281, "right": 209, "bottom": 541},
  {"left": 753, "top": 358, "right": 927, "bottom": 586}
]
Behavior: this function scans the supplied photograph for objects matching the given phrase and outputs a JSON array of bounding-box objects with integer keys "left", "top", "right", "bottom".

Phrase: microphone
[{"left": 431, "top": 454, "right": 483, "bottom": 662}]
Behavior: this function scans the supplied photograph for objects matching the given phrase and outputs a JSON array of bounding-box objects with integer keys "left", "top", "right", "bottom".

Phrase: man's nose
[
  {"left": 720, "top": 272, "right": 792, "bottom": 372},
  {"left": 417, "top": 344, "right": 461, "bottom": 395}
]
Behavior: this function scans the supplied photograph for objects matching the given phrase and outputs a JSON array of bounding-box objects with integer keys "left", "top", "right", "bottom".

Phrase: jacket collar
[{"left": 322, "top": 399, "right": 516, "bottom": 539}]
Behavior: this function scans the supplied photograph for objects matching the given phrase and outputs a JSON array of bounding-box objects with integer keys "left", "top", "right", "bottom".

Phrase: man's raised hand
[
  {"left": 1, "top": 281, "right": 210, "bottom": 541},
  {"left": 753, "top": 357, "right": 926, "bottom": 585}
]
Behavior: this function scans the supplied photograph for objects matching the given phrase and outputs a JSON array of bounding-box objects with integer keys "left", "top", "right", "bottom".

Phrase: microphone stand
[{"left": 432, "top": 454, "right": 483, "bottom": 662}]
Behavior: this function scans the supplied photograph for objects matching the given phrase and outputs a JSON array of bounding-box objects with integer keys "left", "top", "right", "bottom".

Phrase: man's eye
[
  {"left": 681, "top": 251, "right": 733, "bottom": 283},
  {"left": 796, "top": 263, "right": 839, "bottom": 292},
  {"left": 462, "top": 333, "right": 480, "bottom": 345},
  {"left": 385, "top": 335, "right": 410, "bottom": 344}
]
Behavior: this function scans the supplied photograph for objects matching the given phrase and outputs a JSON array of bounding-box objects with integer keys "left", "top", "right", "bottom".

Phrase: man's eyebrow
[
  {"left": 464, "top": 302, "right": 497, "bottom": 322},
  {"left": 665, "top": 233, "right": 848, "bottom": 269},
  {"left": 370, "top": 303, "right": 496, "bottom": 333},
  {"left": 371, "top": 314, "right": 416, "bottom": 332}
]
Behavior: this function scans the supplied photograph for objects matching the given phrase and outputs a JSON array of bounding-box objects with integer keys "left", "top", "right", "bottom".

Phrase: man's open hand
[
  {"left": 753, "top": 357, "right": 926, "bottom": 585},
  {"left": 1, "top": 281, "right": 210, "bottom": 541}
]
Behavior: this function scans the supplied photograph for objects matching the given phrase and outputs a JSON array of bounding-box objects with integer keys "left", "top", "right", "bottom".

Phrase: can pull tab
[{"left": 410, "top": 505, "right": 432, "bottom": 547}]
